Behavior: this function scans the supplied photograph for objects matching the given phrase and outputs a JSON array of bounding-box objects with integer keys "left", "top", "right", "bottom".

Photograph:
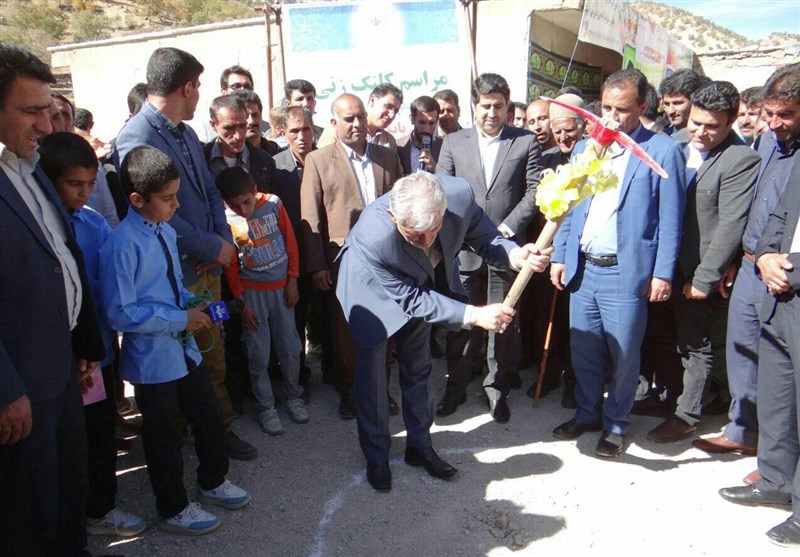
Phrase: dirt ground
[{"left": 89, "top": 353, "right": 791, "bottom": 557}]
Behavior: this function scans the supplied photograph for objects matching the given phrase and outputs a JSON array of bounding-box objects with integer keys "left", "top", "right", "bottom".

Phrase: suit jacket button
[
  {"left": 54, "top": 265, "right": 63, "bottom": 274},
  {"left": 59, "top": 305, "right": 67, "bottom": 315},
  {"left": 485, "top": 193, "right": 490, "bottom": 200}
]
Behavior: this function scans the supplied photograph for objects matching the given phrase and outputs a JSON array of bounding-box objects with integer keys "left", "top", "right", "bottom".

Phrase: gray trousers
[
  {"left": 755, "top": 293, "right": 800, "bottom": 517},
  {"left": 242, "top": 288, "right": 302, "bottom": 411},
  {"left": 723, "top": 258, "right": 765, "bottom": 445}
]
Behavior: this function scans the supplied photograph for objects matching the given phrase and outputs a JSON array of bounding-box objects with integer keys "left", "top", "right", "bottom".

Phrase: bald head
[
  {"left": 331, "top": 93, "right": 368, "bottom": 153},
  {"left": 526, "top": 99, "right": 555, "bottom": 149}
]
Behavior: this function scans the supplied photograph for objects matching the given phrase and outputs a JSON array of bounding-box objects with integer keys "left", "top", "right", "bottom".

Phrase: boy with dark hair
[
  {"left": 217, "top": 166, "right": 308, "bottom": 435},
  {"left": 100, "top": 145, "right": 251, "bottom": 536},
  {"left": 38, "top": 132, "right": 148, "bottom": 538}
]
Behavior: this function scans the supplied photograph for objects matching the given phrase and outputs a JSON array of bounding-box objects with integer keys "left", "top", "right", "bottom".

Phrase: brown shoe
[
  {"left": 647, "top": 416, "right": 697, "bottom": 443},
  {"left": 692, "top": 435, "right": 756, "bottom": 456},
  {"left": 744, "top": 469, "right": 761, "bottom": 486}
]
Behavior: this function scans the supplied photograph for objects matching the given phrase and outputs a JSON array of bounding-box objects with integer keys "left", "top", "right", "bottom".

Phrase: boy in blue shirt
[
  {"left": 38, "top": 132, "right": 147, "bottom": 538},
  {"left": 100, "top": 146, "right": 250, "bottom": 536}
]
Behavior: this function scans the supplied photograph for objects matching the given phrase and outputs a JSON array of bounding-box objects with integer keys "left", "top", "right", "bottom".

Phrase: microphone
[
  {"left": 420, "top": 134, "right": 432, "bottom": 170},
  {"left": 203, "top": 299, "right": 245, "bottom": 323}
]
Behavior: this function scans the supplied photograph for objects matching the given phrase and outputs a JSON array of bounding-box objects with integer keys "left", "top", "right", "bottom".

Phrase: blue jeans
[
  {"left": 569, "top": 259, "right": 648, "bottom": 434},
  {"left": 241, "top": 288, "right": 302, "bottom": 411}
]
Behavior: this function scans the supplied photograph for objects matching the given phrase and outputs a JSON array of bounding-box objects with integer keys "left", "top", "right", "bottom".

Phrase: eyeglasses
[{"left": 229, "top": 83, "right": 254, "bottom": 91}]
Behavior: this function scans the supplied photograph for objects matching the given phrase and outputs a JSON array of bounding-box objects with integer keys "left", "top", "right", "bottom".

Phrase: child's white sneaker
[
  {"left": 286, "top": 398, "right": 309, "bottom": 424},
  {"left": 197, "top": 479, "right": 251, "bottom": 510},
  {"left": 160, "top": 502, "right": 220, "bottom": 536},
  {"left": 258, "top": 408, "right": 285, "bottom": 435},
  {"left": 86, "top": 507, "right": 147, "bottom": 537}
]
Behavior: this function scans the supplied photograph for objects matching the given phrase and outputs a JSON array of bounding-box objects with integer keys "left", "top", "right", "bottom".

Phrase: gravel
[{"left": 90, "top": 353, "right": 790, "bottom": 557}]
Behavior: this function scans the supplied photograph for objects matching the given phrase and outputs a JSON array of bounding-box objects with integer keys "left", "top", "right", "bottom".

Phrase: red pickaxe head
[{"left": 541, "top": 96, "right": 669, "bottom": 179}]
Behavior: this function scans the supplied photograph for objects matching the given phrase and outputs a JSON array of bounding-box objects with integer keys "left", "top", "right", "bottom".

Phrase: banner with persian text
[{"left": 283, "top": 0, "right": 471, "bottom": 137}]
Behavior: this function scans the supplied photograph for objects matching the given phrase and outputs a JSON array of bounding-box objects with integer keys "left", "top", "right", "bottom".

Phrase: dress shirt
[
  {"left": 477, "top": 126, "right": 503, "bottom": 189},
  {"left": 70, "top": 207, "right": 114, "bottom": 366},
  {"left": 684, "top": 143, "right": 707, "bottom": 186},
  {"left": 145, "top": 101, "right": 207, "bottom": 198},
  {"left": 100, "top": 209, "right": 200, "bottom": 384},
  {"left": 207, "top": 139, "right": 250, "bottom": 177},
  {"left": 478, "top": 127, "right": 514, "bottom": 237},
  {"left": 580, "top": 125, "right": 643, "bottom": 257},
  {"left": 742, "top": 135, "right": 800, "bottom": 255},
  {"left": 0, "top": 143, "right": 82, "bottom": 330},
  {"left": 340, "top": 141, "right": 376, "bottom": 206}
]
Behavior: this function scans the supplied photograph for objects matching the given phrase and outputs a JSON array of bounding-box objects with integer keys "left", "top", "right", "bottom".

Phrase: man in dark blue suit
[
  {"left": 550, "top": 69, "right": 687, "bottom": 457},
  {"left": 0, "top": 42, "right": 104, "bottom": 556},
  {"left": 114, "top": 47, "right": 257, "bottom": 461},
  {"left": 336, "top": 172, "right": 551, "bottom": 492}
]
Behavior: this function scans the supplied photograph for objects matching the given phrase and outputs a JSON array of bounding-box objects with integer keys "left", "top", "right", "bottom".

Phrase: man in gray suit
[
  {"left": 436, "top": 73, "right": 542, "bottom": 423},
  {"left": 336, "top": 172, "right": 551, "bottom": 491},
  {"left": 647, "top": 81, "right": 760, "bottom": 444}
]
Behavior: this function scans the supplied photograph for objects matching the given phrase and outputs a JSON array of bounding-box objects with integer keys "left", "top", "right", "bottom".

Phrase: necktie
[{"left": 156, "top": 228, "right": 182, "bottom": 308}]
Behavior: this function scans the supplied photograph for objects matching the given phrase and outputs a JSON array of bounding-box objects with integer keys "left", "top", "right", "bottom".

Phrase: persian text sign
[{"left": 284, "top": 0, "right": 471, "bottom": 137}]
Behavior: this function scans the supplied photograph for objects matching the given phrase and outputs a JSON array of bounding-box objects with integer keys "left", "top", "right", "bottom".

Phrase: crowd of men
[{"left": 0, "top": 37, "right": 799, "bottom": 554}]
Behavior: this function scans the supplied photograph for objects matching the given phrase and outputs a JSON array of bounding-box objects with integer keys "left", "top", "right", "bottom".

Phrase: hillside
[
  {"left": 2, "top": 0, "right": 797, "bottom": 63},
  {"left": 633, "top": 1, "right": 799, "bottom": 53},
  {"left": 0, "top": 0, "right": 262, "bottom": 61}
]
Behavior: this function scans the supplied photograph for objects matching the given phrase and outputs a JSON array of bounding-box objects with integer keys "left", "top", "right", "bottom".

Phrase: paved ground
[{"left": 89, "top": 354, "right": 791, "bottom": 557}]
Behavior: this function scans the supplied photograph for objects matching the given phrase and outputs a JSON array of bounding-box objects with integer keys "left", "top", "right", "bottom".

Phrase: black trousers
[
  {"left": 0, "top": 369, "right": 88, "bottom": 557},
  {"left": 446, "top": 263, "right": 518, "bottom": 394},
  {"left": 134, "top": 360, "right": 228, "bottom": 519},
  {"left": 85, "top": 363, "right": 118, "bottom": 519}
]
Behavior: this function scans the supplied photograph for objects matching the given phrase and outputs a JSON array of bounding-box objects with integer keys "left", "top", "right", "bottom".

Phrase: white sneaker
[
  {"left": 86, "top": 507, "right": 148, "bottom": 537},
  {"left": 285, "top": 398, "right": 310, "bottom": 424},
  {"left": 258, "top": 408, "right": 285, "bottom": 435},
  {"left": 197, "top": 479, "right": 252, "bottom": 510},
  {"left": 160, "top": 502, "right": 220, "bottom": 536}
]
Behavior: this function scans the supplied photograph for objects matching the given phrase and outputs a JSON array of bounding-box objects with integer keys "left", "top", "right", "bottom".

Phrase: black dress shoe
[
  {"left": 718, "top": 485, "right": 791, "bottom": 508},
  {"left": 436, "top": 387, "right": 466, "bottom": 417},
  {"left": 595, "top": 430, "right": 625, "bottom": 457},
  {"left": 552, "top": 418, "right": 603, "bottom": 440},
  {"left": 630, "top": 394, "right": 669, "bottom": 417},
  {"left": 507, "top": 372, "right": 522, "bottom": 390},
  {"left": 768, "top": 517, "right": 800, "bottom": 547},
  {"left": 339, "top": 396, "right": 356, "bottom": 420},
  {"left": 489, "top": 393, "right": 511, "bottom": 423},
  {"left": 226, "top": 431, "right": 258, "bottom": 461},
  {"left": 388, "top": 394, "right": 400, "bottom": 416},
  {"left": 405, "top": 446, "right": 458, "bottom": 480},
  {"left": 366, "top": 461, "right": 392, "bottom": 492}
]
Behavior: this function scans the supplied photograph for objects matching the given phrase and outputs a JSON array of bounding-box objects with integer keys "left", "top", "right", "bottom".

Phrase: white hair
[
  {"left": 389, "top": 171, "right": 447, "bottom": 232},
  {"left": 552, "top": 115, "right": 585, "bottom": 128}
]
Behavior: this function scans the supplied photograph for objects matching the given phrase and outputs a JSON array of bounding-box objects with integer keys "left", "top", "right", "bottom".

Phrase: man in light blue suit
[
  {"left": 113, "top": 47, "right": 257, "bottom": 461},
  {"left": 550, "top": 69, "right": 687, "bottom": 457},
  {"left": 336, "top": 171, "right": 551, "bottom": 492}
]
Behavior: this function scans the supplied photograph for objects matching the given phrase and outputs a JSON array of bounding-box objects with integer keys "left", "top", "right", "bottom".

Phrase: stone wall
[{"left": 697, "top": 45, "right": 800, "bottom": 90}]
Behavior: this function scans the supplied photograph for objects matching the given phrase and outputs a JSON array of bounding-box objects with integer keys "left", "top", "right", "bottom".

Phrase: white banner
[{"left": 578, "top": 0, "right": 627, "bottom": 54}]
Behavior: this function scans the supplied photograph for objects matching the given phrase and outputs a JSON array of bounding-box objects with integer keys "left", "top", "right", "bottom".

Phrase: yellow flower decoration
[{"left": 535, "top": 146, "right": 618, "bottom": 221}]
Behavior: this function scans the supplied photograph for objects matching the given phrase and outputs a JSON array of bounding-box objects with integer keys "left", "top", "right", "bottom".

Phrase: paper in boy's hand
[{"left": 82, "top": 367, "right": 107, "bottom": 406}]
